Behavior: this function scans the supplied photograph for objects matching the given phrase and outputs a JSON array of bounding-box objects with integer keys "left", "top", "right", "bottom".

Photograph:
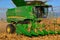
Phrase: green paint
[
  {"left": 6, "top": 0, "right": 59, "bottom": 37},
  {"left": 16, "top": 24, "right": 32, "bottom": 37},
  {"left": 6, "top": 6, "right": 36, "bottom": 23}
]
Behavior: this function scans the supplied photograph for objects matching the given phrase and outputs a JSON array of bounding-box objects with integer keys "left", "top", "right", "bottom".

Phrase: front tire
[{"left": 6, "top": 24, "right": 16, "bottom": 34}]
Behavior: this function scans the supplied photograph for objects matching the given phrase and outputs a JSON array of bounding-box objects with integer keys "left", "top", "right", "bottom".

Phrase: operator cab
[{"left": 33, "top": 5, "right": 53, "bottom": 18}]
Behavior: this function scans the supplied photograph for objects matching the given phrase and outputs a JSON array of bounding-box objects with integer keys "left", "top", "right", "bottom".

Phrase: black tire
[{"left": 6, "top": 24, "right": 16, "bottom": 34}]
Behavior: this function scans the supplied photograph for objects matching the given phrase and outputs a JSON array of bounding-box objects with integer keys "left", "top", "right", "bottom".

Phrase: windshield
[{"left": 33, "top": 6, "right": 49, "bottom": 18}]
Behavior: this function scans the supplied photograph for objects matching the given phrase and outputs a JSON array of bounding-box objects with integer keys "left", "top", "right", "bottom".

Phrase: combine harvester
[{"left": 6, "top": 0, "right": 60, "bottom": 37}]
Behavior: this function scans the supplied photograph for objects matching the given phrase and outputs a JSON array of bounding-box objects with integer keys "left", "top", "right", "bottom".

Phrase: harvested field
[
  {"left": 0, "top": 18, "right": 60, "bottom": 40},
  {"left": 0, "top": 33, "right": 60, "bottom": 40}
]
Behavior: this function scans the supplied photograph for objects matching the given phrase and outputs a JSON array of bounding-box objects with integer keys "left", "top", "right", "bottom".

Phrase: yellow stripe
[{"left": 7, "top": 16, "right": 25, "bottom": 19}]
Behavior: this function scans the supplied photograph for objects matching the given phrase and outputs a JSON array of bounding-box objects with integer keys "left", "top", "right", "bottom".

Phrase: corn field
[{"left": 0, "top": 7, "right": 60, "bottom": 40}]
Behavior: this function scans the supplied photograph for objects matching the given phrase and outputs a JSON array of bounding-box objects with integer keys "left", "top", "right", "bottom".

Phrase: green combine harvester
[{"left": 6, "top": 0, "right": 57, "bottom": 37}]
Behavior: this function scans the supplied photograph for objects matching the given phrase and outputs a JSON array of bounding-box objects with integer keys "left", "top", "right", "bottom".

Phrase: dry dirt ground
[{"left": 0, "top": 18, "right": 60, "bottom": 40}]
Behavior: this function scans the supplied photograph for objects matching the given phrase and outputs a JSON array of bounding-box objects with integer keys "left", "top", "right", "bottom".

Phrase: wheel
[{"left": 6, "top": 24, "right": 16, "bottom": 34}]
